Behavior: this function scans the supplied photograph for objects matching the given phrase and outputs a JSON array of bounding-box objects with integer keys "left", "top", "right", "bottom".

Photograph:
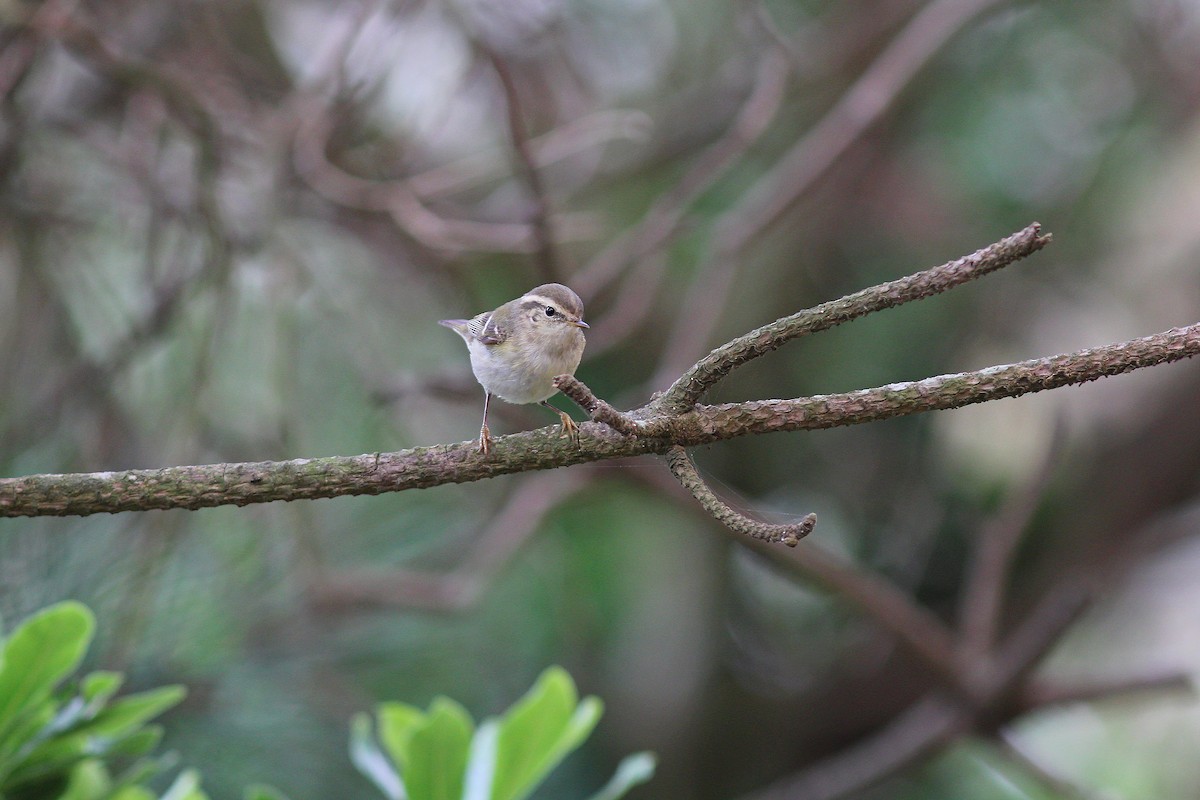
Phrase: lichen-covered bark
[
  {"left": 652, "top": 223, "right": 1052, "bottom": 414},
  {"left": 665, "top": 446, "right": 815, "bottom": 546},
  {"left": 2, "top": 322, "right": 1197, "bottom": 517}
]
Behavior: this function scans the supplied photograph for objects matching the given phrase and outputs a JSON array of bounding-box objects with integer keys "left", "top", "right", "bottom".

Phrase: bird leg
[
  {"left": 478, "top": 392, "right": 494, "bottom": 455},
  {"left": 541, "top": 400, "right": 579, "bottom": 445}
]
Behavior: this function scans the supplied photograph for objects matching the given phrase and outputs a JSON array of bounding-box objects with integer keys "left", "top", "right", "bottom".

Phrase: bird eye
[{"left": 545, "top": 306, "right": 557, "bottom": 316}]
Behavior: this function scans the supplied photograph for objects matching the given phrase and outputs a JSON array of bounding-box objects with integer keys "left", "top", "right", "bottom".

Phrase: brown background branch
[
  {"left": 2, "top": 227, "right": 1199, "bottom": 519},
  {"left": 6, "top": 4, "right": 1200, "bottom": 799}
]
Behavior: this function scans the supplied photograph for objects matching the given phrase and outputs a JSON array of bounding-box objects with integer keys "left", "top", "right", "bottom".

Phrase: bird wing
[{"left": 467, "top": 311, "right": 505, "bottom": 345}]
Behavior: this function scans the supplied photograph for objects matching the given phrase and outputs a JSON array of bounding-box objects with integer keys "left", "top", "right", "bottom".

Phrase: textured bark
[
  {"left": 665, "top": 446, "right": 816, "bottom": 546},
  {"left": 653, "top": 223, "right": 1052, "bottom": 414},
  {"left": 2, "top": 321, "right": 1197, "bottom": 517}
]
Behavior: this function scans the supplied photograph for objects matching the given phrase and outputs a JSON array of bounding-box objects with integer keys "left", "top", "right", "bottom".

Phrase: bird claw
[
  {"left": 557, "top": 412, "right": 580, "bottom": 446},
  {"left": 478, "top": 423, "right": 493, "bottom": 455}
]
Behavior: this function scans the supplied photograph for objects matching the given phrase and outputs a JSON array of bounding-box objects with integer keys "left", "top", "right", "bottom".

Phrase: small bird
[{"left": 440, "top": 283, "right": 589, "bottom": 455}]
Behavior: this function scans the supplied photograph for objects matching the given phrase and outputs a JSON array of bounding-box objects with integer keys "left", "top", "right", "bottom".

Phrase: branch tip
[
  {"left": 2, "top": 321, "right": 1197, "bottom": 517},
  {"left": 655, "top": 223, "right": 1055, "bottom": 413},
  {"left": 554, "top": 375, "right": 644, "bottom": 436},
  {"left": 666, "top": 446, "right": 815, "bottom": 546}
]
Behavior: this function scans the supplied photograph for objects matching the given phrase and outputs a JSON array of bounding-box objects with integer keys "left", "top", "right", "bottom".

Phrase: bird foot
[
  {"left": 478, "top": 423, "right": 494, "bottom": 455},
  {"left": 557, "top": 411, "right": 580, "bottom": 446}
]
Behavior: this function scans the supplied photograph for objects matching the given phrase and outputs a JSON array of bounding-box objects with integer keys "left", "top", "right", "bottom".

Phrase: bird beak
[{"left": 572, "top": 319, "right": 589, "bottom": 329}]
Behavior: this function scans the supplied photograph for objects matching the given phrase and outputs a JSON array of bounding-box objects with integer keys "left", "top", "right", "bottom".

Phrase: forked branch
[
  {"left": 653, "top": 223, "right": 1051, "bottom": 414},
  {"left": 665, "top": 446, "right": 815, "bottom": 547},
  {"left": 3, "top": 224, "right": 1199, "bottom": 519}
]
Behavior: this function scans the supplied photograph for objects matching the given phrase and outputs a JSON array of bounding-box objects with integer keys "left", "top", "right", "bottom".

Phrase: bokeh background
[{"left": 2, "top": 0, "right": 1200, "bottom": 797}]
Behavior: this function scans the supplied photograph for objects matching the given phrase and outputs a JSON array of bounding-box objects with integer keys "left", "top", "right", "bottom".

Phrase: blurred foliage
[
  {"left": 0, "top": 603, "right": 651, "bottom": 800},
  {"left": 351, "top": 666, "right": 654, "bottom": 800},
  {"left": 0, "top": 601, "right": 185, "bottom": 800},
  {"left": 1, "top": 0, "right": 1200, "bottom": 798}
]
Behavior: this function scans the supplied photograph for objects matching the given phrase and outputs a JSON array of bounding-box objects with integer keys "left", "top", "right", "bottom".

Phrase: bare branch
[
  {"left": 292, "top": 108, "right": 598, "bottom": 254},
  {"left": 483, "top": 46, "right": 564, "bottom": 282},
  {"left": 574, "top": 45, "right": 792, "bottom": 298},
  {"left": 651, "top": 0, "right": 1008, "bottom": 387},
  {"left": 309, "top": 470, "right": 589, "bottom": 611},
  {"left": 407, "top": 110, "right": 651, "bottom": 199},
  {"left": 665, "top": 446, "right": 814, "bottom": 546},
  {"left": 689, "top": 322, "right": 1199, "bottom": 439},
  {"left": 2, "top": 225, "right": 1198, "bottom": 520},
  {"left": 745, "top": 696, "right": 971, "bottom": 800},
  {"left": 750, "top": 537, "right": 965, "bottom": 693},
  {"left": 718, "top": 0, "right": 1008, "bottom": 252},
  {"left": 3, "top": 318, "right": 1198, "bottom": 517},
  {"left": 992, "top": 731, "right": 1102, "bottom": 800},
  {"left": 958, "top": 419, "right": 1067, "bottom": 661},
  {"left": 654, "top": 222, "right": 1051, "bottom": 413},
  {"left": 553, "top": 375, "right": 645, "bottom": 436},
  {"left": 1018, "top": 670, "right": 1194, "bottom": 714}
]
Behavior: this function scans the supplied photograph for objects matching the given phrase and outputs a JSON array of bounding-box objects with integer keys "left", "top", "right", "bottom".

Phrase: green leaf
[
  {"left": 109, "top": 753, "right": 175, "bottom": 793},
  {"left": 583, "top": 753, "right": 657, "bottom": 800},
  {"left": 160, "top": 769, "right": 209, "bottom": 800},
  {"left": 461, "top": 720, "right": 498, "bottom": 800},
  {"left": 489, "top": 667, "right": 603, "bottom": 800},
  {"left": 376, "top": 703, "right": 425, "bottom": 772},
  {"left": 85, "top": 686, "right": 185, "bottom": 737},
  {"left": 0, "top": 700, "right": 55, "bottom": 768},
  {"left": 401, "top": 698, "right": 473, "bottom": 800},
  {"left": 111, "top": 788, "right": 157, "bottom": 800},
  {"left": 80, "top": 673, "right": 124, "bottom": 708},
  {"left": 11, "top": 684, "right": 180, "bottom": 780},
  {"left": 102, "top": 724, "right": 166, "bottom": 758},
  {"left": 59, "top": 758, "right": 112, "bottom": 800},
  {"left": 0, "top": 602, "right": 95, "bottom": 752},
  {"left": 81, "top": 673, "right": 123, "bottom": 702},
  {"left": 5, "top": 721, "right": 165, "bottom": 788},
  {"left": 242, "top": 784, "right": 291, "bottom": 800},
  {"left": 350, "top": 713, "right": 404, "bottom": 800}
]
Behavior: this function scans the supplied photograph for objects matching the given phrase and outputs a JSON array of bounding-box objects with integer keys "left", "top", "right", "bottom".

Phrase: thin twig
[
  {"left": 992, "top": 731, "right": 1101, "bottom": 800},
  {"left": 627, "top": 462, "right": 968, "bottom": 693},
  {"left": 750, "top": 537, "right": 966, "bottom": 693},
  {"left": 407, "top": 109, "right": 651, "bottom": 199},
  {"left": 717, "top": 0, "right": 1007, "bottom": 253},
  {"left": 309, "top": 470, "right": 589, "bottom": 611},
  {"left": 483, "top": 47, "right": 563, "bottom": 283},
  {"left": 3, "top": 320, "right": 1199, "bottom": 517},
  {"left": 553, "top": 375, "right": 645, "bottom": 436},
  {"left": 574, "top": 45, "right": 792, "bottom": 298},
  {"left": 958, "top": 419, "right": 1067, "bottom": 662},
  {"left": 292, "top": 107, "right": 595, "bottom": 253},
  {"left": 653, "top": 223, "right": 1051, "bottom": 414},
  {"left": 745, "top": 695, "right": 971, "bottom": 800},
  {"left": 982, "top": 575, "right": 1096, "bottom": 699},
  {"left": 1018, "top": 670, "right": 1194, "bottom": 714},
  {"left": 665, "top": 446, "right": 814, "bottom": 546},
  {"left": 651, "top": 0, "right": 1006, "bottom": 388}
]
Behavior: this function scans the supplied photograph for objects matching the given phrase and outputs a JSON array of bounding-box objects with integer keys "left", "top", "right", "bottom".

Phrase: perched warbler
[{"left": 439, "top": 283, "right": 589, "bottom": 455}]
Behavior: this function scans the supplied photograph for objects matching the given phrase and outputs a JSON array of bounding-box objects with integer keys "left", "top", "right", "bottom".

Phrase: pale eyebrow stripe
[{"left": 520, "top": 294, "right": 561, "bottom": 309}]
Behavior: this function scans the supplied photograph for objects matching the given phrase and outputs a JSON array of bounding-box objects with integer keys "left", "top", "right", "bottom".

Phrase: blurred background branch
[
  {"left": 5, "top": 245, "right": 1198, "bottom": 516},
  {"left": 3, "top": 0, "right": 1200, "bottom": 798}
]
